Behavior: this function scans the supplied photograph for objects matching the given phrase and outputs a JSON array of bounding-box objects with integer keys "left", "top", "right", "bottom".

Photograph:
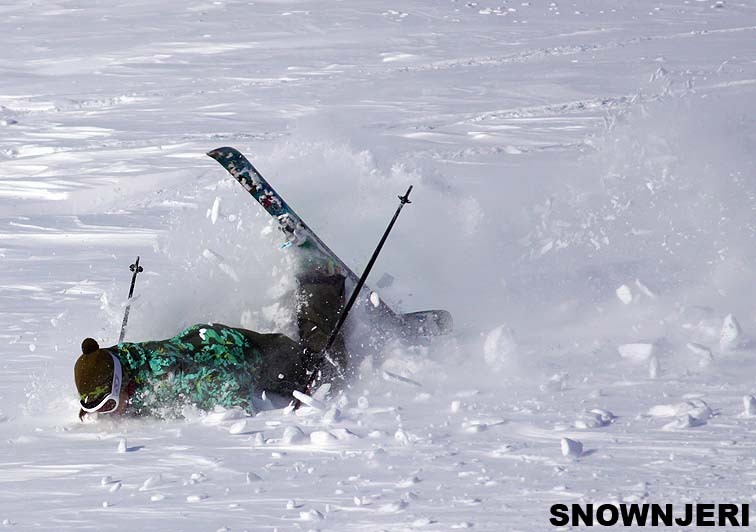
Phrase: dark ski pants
[{"left": 296, "top": 273, "right": 347, "bottom": 383}]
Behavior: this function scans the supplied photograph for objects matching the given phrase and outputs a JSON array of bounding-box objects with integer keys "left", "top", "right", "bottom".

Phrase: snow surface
[{"left": 1, "top": 0, "right": 755, "bottom": 530}]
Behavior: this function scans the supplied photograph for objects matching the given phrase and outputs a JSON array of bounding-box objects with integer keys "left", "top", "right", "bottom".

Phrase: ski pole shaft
[
  {"left": 322, "top": 186, "right": 413, "bottom": 356},
  {"left": 118, "top": 256, "right": 144, "bottom": 343}
]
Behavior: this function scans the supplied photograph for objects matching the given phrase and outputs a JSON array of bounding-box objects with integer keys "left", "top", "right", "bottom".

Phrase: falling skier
[
  {"left": 74, "top": 147, "right": 450, "bottom": 420},
  {"left": 75, "top": 273, "right": 347, "bottom": 419}
]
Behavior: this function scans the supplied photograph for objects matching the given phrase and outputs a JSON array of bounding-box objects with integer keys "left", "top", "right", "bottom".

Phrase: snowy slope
[{"left": 1, "top": 0, "right": 755, "bottom": 529}]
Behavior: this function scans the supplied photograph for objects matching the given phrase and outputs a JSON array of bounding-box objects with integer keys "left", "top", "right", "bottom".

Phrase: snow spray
[{"left": 322, "top": 185, "right": 413, "bottom": 362}]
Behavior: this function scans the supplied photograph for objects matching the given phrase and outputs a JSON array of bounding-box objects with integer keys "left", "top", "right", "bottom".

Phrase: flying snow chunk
[
  {"left": 354, "top": 496, "right": 367, "bottom": 506},
  {"left": 286, "top": 499, "right": 298, "bottom": 510},
  {"left": 299, "top": 509, "right": 324, "bottom": 521},
  {"left": 370, "top": 291, "right": 380, "bottom": 308},
  {"left": 616, "top": 284, "right": 633, "bottom": 304},
  {"left": 380, "top": 52, "right": 417, "bottom": 63},
  {"left": 720, "top": 314, "right": 743, "bottom": 351},
  {"left": 190, "top": 472, "right": 207, "bottom": 483},
  {"left": 663, "top": 414, "right": 707, "bottom": 430},
  {"left": 575, "top": 408, "right": 615, "bottom": 429},
  {"left": 322, "top": 406, "right": 341, "bottom": 424},
  {"left": 117, "top": 438, "right": 127, "bottom": 453},
  {"left": 635, "top": 278, "right": 657, "bottom": 299},
  {"left": 310, "top": 431, "right": 337, "bottom": 445},
  {"left": 743, "top": 395, "right": 756, "bottom": 417},
  {"left": 383, "top": 370, "right": 422, "bottom": 388},
  {"left": 139, "top": 474, "right": 163, "bottom": 491},
  {"left": 483, "top": 324, "right": 517, "bottom": 371},
  {"left": 618, "top": 343, "right": 655, "bottom": 363},
  {"left": 203, "top": 405, "right": 246, "bottom": 424},
  {"left": 311, "top": 383, "right": 331, "bottom": 402},
  {"left": 540, "top": 373, "right": 568, "bottom": 392},
  {"left": 282, "top": 426, "right": 306, "bottom": 444},
  {"left": 560, "top": 437, "right": 583, "bottom": 459},
  {"left": 228, "top": 420, "right": 249, "bottom": 435},
  {"left": 207, "top": 197, "right": 221, "bottom": 224},
  {"left": 463, "top": 420, "right": 488, "bottom": 433},
  {"left": 293, "top": 390, "right": 325, "bottom": 410},
  {"left": 648, "top": 399, "right": 712, "bottom": 422},
  {"left": 394, "top": 429, "right": 411, "bottom": 445},
  {"left": 202, "top": 248, "right": 240, "bottom": 282},
  {"left": 648, "top": 356, "right": 660, "bottom": 379}
]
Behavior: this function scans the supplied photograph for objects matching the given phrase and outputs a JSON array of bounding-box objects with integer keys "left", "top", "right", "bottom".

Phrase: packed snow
[{"left": 1, "top": 0, "right": 755, "bottom": 530}]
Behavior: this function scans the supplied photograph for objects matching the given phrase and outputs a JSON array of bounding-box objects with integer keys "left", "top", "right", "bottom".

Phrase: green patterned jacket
[{"left": 111, "top": 323, "right": 307, "bottom": 417}]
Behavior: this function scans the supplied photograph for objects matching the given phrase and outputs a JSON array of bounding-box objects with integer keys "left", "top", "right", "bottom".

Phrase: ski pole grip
[{"left": 399, "top": 185, "right": 413, "bottom": 204}]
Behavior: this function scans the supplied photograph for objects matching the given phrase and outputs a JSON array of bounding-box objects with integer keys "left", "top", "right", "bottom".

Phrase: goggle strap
[{"left": 79, "top": 353, "right": 122, "bottom": 413}]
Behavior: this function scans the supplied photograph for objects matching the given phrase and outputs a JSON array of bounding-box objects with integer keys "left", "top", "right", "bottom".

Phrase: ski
[{"left": 207, "top": 146, "right": 452, "bottom": 337}]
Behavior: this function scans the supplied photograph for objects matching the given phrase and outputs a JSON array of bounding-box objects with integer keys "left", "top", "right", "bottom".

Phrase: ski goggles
[{"left": 79, "top": 353, "right": 122, "bottom": 414}]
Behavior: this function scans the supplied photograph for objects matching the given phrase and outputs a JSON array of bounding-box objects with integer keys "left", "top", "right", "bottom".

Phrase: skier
[
  {"left": 75, "top": 146, "right": 442, "bottom": 420},
  {"left": 74, "top": 273, "right": 346, "bottom": 420}
]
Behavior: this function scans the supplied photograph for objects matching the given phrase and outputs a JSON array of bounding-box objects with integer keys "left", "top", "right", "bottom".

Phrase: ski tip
[{"left": 206, "top": 146, "right": 240, "bottom": 161}]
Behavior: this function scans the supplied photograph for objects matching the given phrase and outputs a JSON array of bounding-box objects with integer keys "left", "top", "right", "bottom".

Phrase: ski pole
[
  {"left": 322, "top": 186, "right": 413, "bottom": 359},
  {"left": 118, "top": 256, "right": 144, "bottom": 343}
]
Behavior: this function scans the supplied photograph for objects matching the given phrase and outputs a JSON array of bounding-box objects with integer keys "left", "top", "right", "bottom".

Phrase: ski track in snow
[
  {"left": 393, "top": 24, "right": 756, "bottom": 73},
  {"left": 0, "top": 0, "right": 755, "bottom": 530}
]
